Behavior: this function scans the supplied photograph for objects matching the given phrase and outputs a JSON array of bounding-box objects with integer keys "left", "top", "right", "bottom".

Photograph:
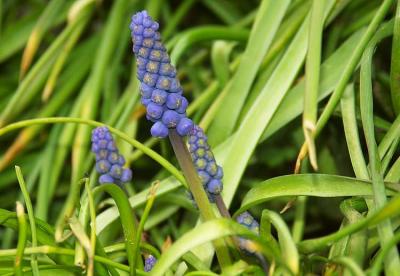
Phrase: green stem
[
  {"left": 15, "top": 202, "right": 27, "bottom": 276},
  {"left": 390, "top": 0, "right": 400, "bottom": 114},
  {"left": 0, "top": 117, "right": 185, "bottom": 186},
  {"left": 55, "top": 177, "right": 86, "bottom": 242},
  {"left": 370, "top": 230, "right": 400, "bottom": 276},
  {"left": 170, "top": 26, "right": 249, "bottom": 65},
  {"left": 309, "top": 256, "right": 364, "bottom": 276},
  {"left": 163, "top": 0, "right": 196, "bottom": 40},
  {"left": 303, "top": 0, "right": 325, "bottom": 170},
  {"left": 168, "top": 130, "right": 231, "bottom": 268},
  {"left": 0, "top": 246, "right": 146, "bottom": 275},
  {"left": 298, "top": 193, "right": 400, "bottom": 254},
  {"left": 98, "top": 184, "right": 141, "bottom": 274},
  {"left": 360, "top": 40, "right": 400, "bottom": 273},
  {"left": 15, "top": 166, "right": 40, "bottom": 276},
  {"left": 132, "top": 183, "right": 158, "bottom": 276},
  {"left": 314, "top": 0, "right": 394, "bottom": 138},
  {"left": 84, "top": 180, "right": 96, "bottom": 276},
  {"left": 215, "top": 194, "right": 231, "bottom": 218},
  {"left": 2, "top": 265, "right": 82, "bottom": 276},
  {"left": 295, "top": 0, "right": 395, "bottom": 170}
]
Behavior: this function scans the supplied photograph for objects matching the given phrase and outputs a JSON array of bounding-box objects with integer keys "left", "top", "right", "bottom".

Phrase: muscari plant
[
  {"left": 3, "top": 0, "right": 400, "bottom": 275},
  {"left": 130, "top": 10, "right": 252, "bottom": 267}
]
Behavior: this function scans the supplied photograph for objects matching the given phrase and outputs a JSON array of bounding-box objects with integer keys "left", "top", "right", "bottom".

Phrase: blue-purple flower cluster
[
  {"left": 130, "top": 11, "right": 193, "bottom": 138},
  {"left": 144, "top": 255, "right": 157, "bottom": 272},
  {"left": 91, "top": 127, "right": 132, "bottom": 186},
  {"left": 236, "top": 212, "right": 260, "bottom": 255},
  {"left": 188, "top": 125, "right": 223, "bottom": 202}
]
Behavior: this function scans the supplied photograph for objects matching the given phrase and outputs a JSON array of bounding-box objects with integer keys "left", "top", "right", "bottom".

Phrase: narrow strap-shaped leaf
[
  {"left": 237, "top": 174, "right": 397, "bottom": 214},
  {"left": 207, "top": 0, "right": 291, "bottom": 145}
]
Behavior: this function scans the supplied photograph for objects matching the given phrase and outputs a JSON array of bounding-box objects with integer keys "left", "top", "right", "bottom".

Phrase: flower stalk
[{"left": 168, "top": 130, "right": 231, "bottom": 267}]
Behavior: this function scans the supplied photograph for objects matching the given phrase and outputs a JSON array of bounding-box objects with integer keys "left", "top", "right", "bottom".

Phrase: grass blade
[
  {"left": 132, "top": 182, "right": 159, "bottom": 275},
  {"left": 303, "top": 0, "right": 326, "bottom": 170},
  {"left": 261, "top": 210, "right": 299, "bottom": 274},
  {"left": 391, "top": 0, "right": 400, "bottom": 114},
  {"left": 15, "top": 166, "right": 39, "bottom": 276},
  {"left": 20, "top": 0, "right": 66, "bottom": 78},
  {"left": 340, "top": 84, "right": 369, "bottom": 179},
  {"left": 207, "top": 0, "right": 290, "bottom": 146},
  {"left": 14, "top": 202, "right": 27, "bottom": 276},
  {"left": 360, "top": 38, "right": 400, "bottom": 273},
  {"left": 170, "top": 26, "right": 249, "bottom": 65},
  {"left": 237, "top": 174, "right": 397, "bottom": 213},
  {"left": 150, "top": 218, "right": 281, "bottom": 275},
  {"left": 261, "top": 28, "right": 365, "bottom": 141},
  {"left": 296, "top": 0, "right": 395, "bottom": 168}
]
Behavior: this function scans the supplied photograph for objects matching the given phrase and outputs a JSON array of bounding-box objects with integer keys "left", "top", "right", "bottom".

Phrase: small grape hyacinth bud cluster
[
  {"left": 91, "top": 127, "right": 132, "bottom": 186},
  {"left": 236, "top": 212, "right": 260, "bottom": 255},
  {"left": 130, "top": 11, "right": 193, "bottom": 138},
  {"left": 188, "top": 125, "right": 223, "bottom": 202},
  {"left": 144, "top": 255, "right": 157, "bottom": 272}
]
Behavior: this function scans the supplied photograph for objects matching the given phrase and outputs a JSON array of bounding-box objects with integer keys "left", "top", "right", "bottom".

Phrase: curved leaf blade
[{"left": 237, "top": 174, "right": 397, "bottom": 214}]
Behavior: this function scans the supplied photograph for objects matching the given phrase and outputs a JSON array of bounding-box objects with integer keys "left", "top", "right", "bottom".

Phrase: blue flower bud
[
  {"left": 156, "top": 76, "right": 171, "bottom": 90},
  {"left": 206, "top": 162, "right": 218, "bottom": 176},
  {"left": 110, "top": 164, "right": 123, "bottom": 179},
  {"left": 151, "top": 89, "right": 167, "bottom": 105},
  {"left": 99, "top": 174, "right": 114, "bottom": 184},
  {"left": 207, "top": 179, "right": 222, "bottom": 194},
  {"left": 95, "top": 149, "right": 108, "bottom": 161},
  {"left": 98, "top": 139, "right": 108, "bottom": 149},
  {"left": 140, "top": 83, "right": 153, "bottom": 98},
  {"left": 177, "top": 118, "right": 194, "bottom": 136},
  {"left": 198, "top": 170, "right": 211, "bottom": 184},
  {"left": 215, "top": 166, "right": 223, "bottom": 179},
  {"left": 150, "top": 121, "right": 169, "bottom": 138},
  {"left": 107, "top": 152, "right": 120, "bottom": 164},
  {"left": 146, "top": 61, "right": 159, "bottom": 74},
  {"left": 166, "top": 93, "right": 182, "bottom": 110},
  {"left": 147, "top": 102, "right": 164, "bottom": 120},
  {"left": 120, "top": 169, "right": 133, "bottom": 183},
  {"left": 141, "top": 98, "right": 151, "bottom": 106},
  {"left": 96, "top": 160, "right": 111, "bottom": 174},
  {"left": 195, "top": 158, "right": 207, "bottom": 170},
  {"left": 162, "top": 110, "right": 180, "bottom": 128},
  {"left": 176, "top": 97, "right": 188, "bottom": 114}
]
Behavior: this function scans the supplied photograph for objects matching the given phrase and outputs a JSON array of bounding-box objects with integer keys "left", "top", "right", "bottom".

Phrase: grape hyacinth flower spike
[
  {"left": 235, "top": 212, "right": 269, "bottom": 273},
  {"left": 130, "top": 10, "right": 193, "bottom": 138},
  {"left": 144, "top": 255, "right": 157, "bottom": 272},
  {"left": 91, "top": 127, "right": 132, "bottom": 186},
  {"left": 236, "top": 211, "right": 260, "bottom": 255},
  {"left": 188, "top": 125, "right": 223, "bottom": 202},
  {"left": 130, "top": 11, "right": 232, "bottom": 266}
]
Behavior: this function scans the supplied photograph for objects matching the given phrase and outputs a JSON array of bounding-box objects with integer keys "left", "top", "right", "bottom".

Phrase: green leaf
[
  {"left": 261, "top": 210, "right": 299, "bottom": 274},
  {"left": 170, "top": 26, "right": 249, "bottom": 65},
  {"left": 261, "top": 27, "right": 365, "bottom": 142},
  {"left": 207, "top": 0, "right": 291, "bottom": 145},
  {"left": 390, "top": 0, "right": 400, "bottom": 114},
  {"left": 360, "top": 25, "right": 400, "bottom": 273},
  {"left": 149, "top": 218, "right": 281, "bottom": 276},
  {"left": 96, "top": 177, "right": 182, "bottom": 235},
  {"left": 340, "top": 84, "right": 369, "bottom": 179},
  {"left": 237, "top": 174, "right": 397, "bottom": 214}
]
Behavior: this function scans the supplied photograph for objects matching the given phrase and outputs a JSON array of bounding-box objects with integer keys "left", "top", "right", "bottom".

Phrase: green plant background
[{"left": 1, "top": 0, "right": 400, "bottom": 275}]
